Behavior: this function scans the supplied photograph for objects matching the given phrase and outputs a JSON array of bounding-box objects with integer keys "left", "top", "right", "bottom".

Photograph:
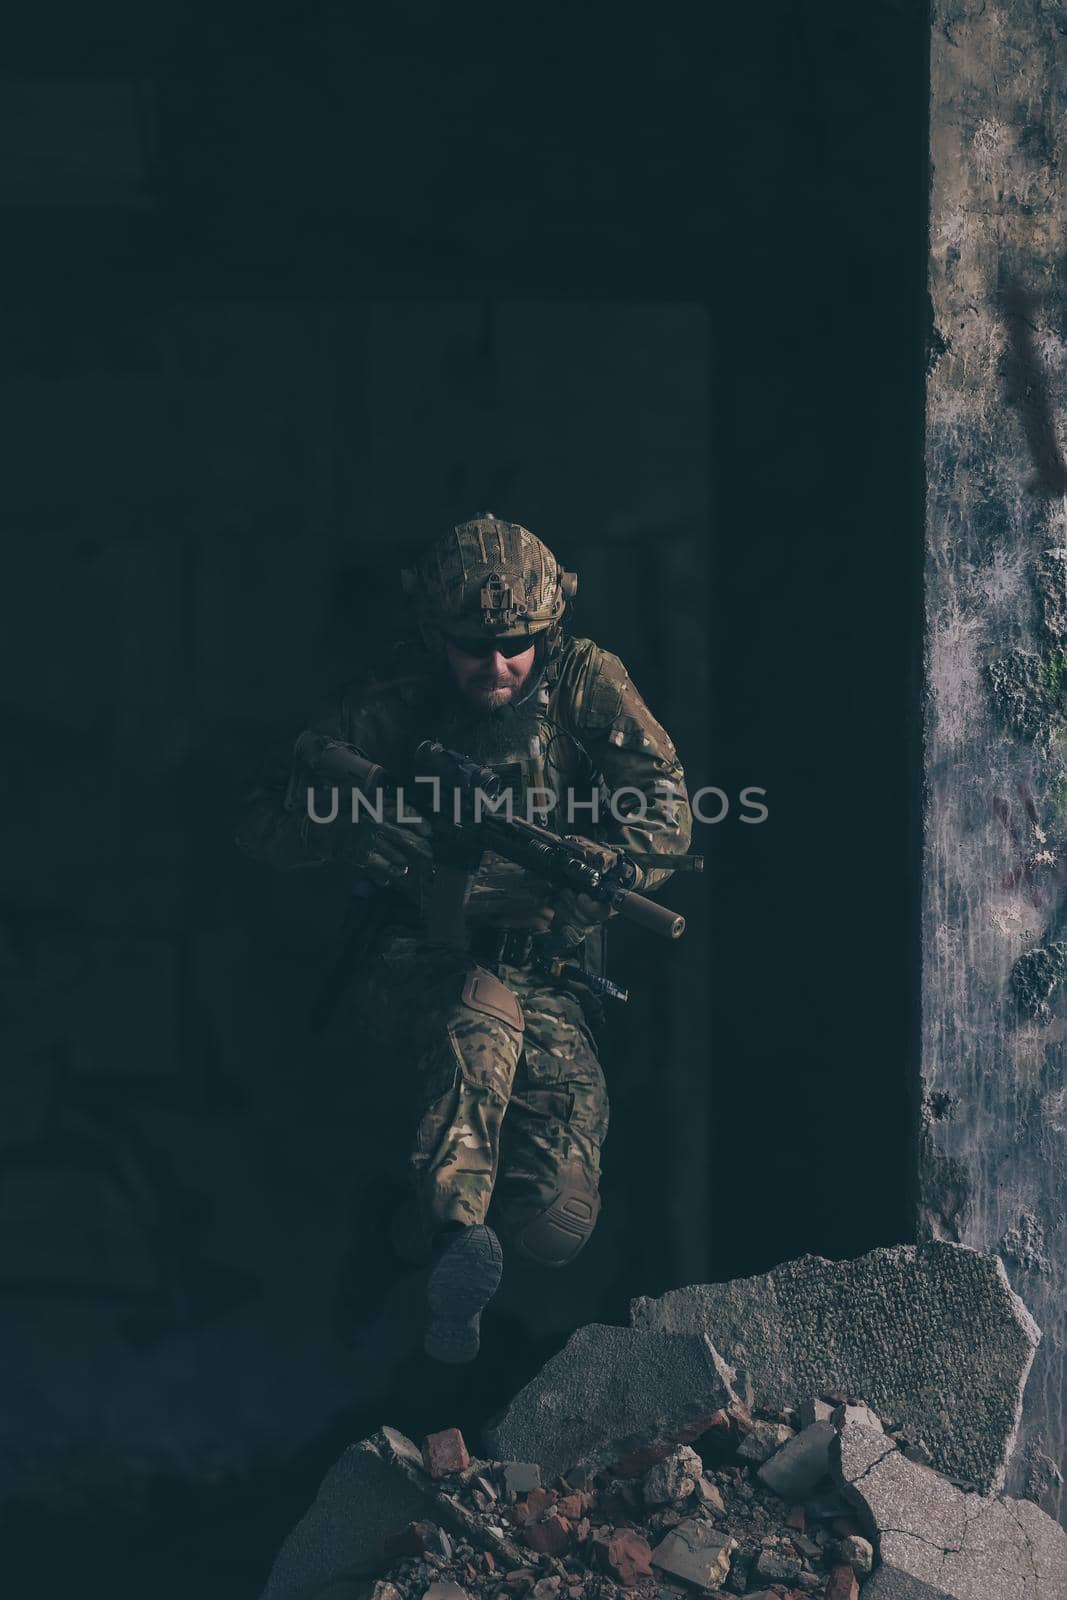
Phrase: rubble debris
[
  {"left": 650, "top": 1518, "right": 737, "bottom": 1588},
  {"left": 424, "top": 1430, "right": 473, "bottom": 1479},
  {"left": 802, "top": 1486, "right": 853, "bottom": 1521},
  {"left": 631, "top": 1242, "right": 1040, "bottom": 1492},
  {"left": 642, "top": 1447, "right": 703, "bottom": 1506},
  {"left": 736, "top": 1420, "right": 795, "bottom": 1465},
  {"left": 510, "top": 1488, "right": 558, "bottom": 1525},
  {"left": 261, "top": 1266, "right": 1060, "bottom": 1600},
  {"left": 824, "top": 1568, "right": 859, "bottom": 1600},
  {"left": 830, "top": 1535, "right": 873, "bottom": 1575},
  {"left": 603, "top": 1529, "right": 653, "bottom": 1587},
  {"left": 260, "top": 1400, "right": 888, "bottom": 1600},
  {"left": 521, "top": 1514, "right": 572, "bottom": 1555},
  {"left": 484, "top": 1324, "right": 737, "bottom": 1480},
  {"left": 694, "top": 1477, "right": 724, "bottom": 1513},
  {"left": 371, "top": 1584, "right": 404, "bottom": 1600},
  {"left": 752, "top": 1542, "right": 801, "bottom": 1583},
  {"left": 835, "top": 1421, "right": 1067, "bottom": 1600},
  {"left": 384, "top": 1522, "right": 439, "bottom": 1559},
  {"left": 756, "top": 1422, "right": 836, "bottom": 1501},
  {"left": 504, "top": 1464, "right": 542, "bottom": 1499},
  {"left": 799, "top": 1399, "right": 836, "bottom": 1427}
]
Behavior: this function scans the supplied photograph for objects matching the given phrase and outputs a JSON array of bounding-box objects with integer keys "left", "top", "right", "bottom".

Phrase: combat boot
[{"left": 424, "top": 1222, "right": 503, "bottom": 1363}]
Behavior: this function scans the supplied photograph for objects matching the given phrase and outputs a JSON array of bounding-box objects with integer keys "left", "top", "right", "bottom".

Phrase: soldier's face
[{"left": 444, "top": 636, "right": 537, "bottom": 710}]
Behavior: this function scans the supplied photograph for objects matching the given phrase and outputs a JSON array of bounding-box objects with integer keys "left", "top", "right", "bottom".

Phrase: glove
[
  {"left": 305, "top": 781, "right": 435, "bottom": 886},
  {"left": 547, "top": 836, "right": 622, "bottom": 953},
  {"left": 343, "top": 814, "right": 435, "bottom": 886}
]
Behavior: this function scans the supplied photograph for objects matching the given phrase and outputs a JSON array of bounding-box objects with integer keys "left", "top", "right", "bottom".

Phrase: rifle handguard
[{"left": 292, "top": 731, "right": 688, "bottom": 941}]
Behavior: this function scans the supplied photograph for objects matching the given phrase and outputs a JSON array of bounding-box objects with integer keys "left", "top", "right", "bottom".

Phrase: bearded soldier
[{"left": 236, "top": 515, "right": 692, "bottom": 1363}]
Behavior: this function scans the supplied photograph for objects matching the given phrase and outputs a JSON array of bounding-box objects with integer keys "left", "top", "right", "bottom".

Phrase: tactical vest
[{"left": 431, "top": 648, "right": 602, "bottom": 931}]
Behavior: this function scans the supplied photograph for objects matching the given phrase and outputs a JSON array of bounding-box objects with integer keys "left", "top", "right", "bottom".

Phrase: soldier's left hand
[{"left": 549, "top": 836, "right": 622, "bottom": 950}]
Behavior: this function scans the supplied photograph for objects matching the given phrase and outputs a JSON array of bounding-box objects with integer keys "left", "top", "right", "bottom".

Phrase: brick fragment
[
  {"left": 605, "top": 1529, "right": 654, "bottom": 1588},
  {"left": 824, "top": 1567, "right": 859, "bottom": 1600},
  {"left": 511, "top": 1487, "right": 559, "bottom": 1525},
  {"left": 556, "top": 1492, "right": 593, "bottom": 1521},
  {"left": 523, "top": 1515, "right": 574, "bottom": 1555},
  {"left": 422, "top": 1428, "right": 471, "bottom": 1478}
]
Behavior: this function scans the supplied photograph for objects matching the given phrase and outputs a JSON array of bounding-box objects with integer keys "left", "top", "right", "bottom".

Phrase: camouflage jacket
[{"left": 236, "top": 635, "right": 692, "bottom": 933}]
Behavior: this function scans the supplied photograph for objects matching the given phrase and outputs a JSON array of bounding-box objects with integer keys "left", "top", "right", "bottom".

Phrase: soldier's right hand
[{"left": 340, "top": 812, "right": 435, "bottom": 886}]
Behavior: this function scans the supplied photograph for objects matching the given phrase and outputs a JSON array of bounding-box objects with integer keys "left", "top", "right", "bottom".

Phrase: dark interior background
[{"left": 0, "top": 2, "right": 928, "bottom": 1594}]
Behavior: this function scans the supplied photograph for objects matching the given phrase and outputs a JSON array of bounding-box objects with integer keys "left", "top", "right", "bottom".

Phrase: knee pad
[{"left": 510, "top": 1180, "right": 601, "bottom": 1267}]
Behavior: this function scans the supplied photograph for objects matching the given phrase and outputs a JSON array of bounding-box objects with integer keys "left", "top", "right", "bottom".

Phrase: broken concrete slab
[
  {"left": 832, "top": 1403, "right": 883, "bottom": 1433},
  {"left": 260, "top": 1432, "right": 436, "bottom": 1598},
  {"left": 650, "top": 1518, "right": 737, "bottom": 1589},
  {"left": 483, "top": 1324, "right": 737, "bottom": 1481},
  {"left": 756, "top": 1421, "right": 836, "bottom": 1501},
  {"left": 834, "top": 1423, "right": 1067, "bottom": 1600},
  {"left": 631, "top": 1242, "right": 1039, "bottom": 1493},
  {"left": 260, "top": 1427, "right": 538, "bottom": 1600}
]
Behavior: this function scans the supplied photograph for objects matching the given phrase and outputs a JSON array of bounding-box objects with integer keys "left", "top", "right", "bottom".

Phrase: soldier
[{"left": 236, "top": 515, "right": 692, "bottom": 1362}]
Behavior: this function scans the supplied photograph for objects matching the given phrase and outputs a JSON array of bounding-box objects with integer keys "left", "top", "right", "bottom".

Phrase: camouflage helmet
[{"left": 402, "top": 514, "right": 577, "bottom": 645}]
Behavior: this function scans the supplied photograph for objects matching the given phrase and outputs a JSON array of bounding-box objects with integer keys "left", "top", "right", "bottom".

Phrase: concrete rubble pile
[{"left": 261, "top": 1245, "right": 1066, "bottom": 1600}]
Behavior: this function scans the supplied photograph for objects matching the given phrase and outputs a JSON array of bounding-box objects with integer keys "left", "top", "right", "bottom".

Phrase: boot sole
[{"left": 424, "top": 1224, "right": 503, "bottom": 1364}]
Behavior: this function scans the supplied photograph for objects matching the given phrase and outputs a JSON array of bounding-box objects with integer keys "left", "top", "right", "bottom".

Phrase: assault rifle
[{"left": 295, "top": 733, "right": 702, "bottom": 990}]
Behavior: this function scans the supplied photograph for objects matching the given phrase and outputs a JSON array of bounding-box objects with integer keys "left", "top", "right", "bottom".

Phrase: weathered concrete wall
[{"left": 923, "top": 0, "right": 1067, "bottom": 1521}]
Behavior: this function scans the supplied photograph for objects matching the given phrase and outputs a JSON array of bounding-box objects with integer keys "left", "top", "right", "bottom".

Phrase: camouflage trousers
[{"left": 354, "top": 934, "right": 609, "bottom": 1265}]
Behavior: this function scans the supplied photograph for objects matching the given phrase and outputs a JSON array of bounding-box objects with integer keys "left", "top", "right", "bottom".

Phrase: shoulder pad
[
  {"left": 581, "top": 646, "right": 630, "bottom": 732},
  {"left": 552, "top": 637, "right": 631, "bottom": 731}
]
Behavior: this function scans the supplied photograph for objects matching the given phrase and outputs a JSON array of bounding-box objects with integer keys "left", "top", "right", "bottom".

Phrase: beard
[{"left": 438, "top": 675, "right": 546, "bottom": 767}]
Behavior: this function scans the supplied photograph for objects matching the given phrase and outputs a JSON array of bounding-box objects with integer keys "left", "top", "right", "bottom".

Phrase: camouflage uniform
[
  {"left": 237, "top": 521, "right": 691, "bottom": 1268},
  {"left": 354, "top": 936, "right": 609, "bottom": 1260}
]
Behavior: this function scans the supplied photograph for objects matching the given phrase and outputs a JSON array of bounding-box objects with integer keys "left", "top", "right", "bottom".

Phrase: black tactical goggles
[{"left": 445, "top": 633, "right": 537, "bottom": 660}]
